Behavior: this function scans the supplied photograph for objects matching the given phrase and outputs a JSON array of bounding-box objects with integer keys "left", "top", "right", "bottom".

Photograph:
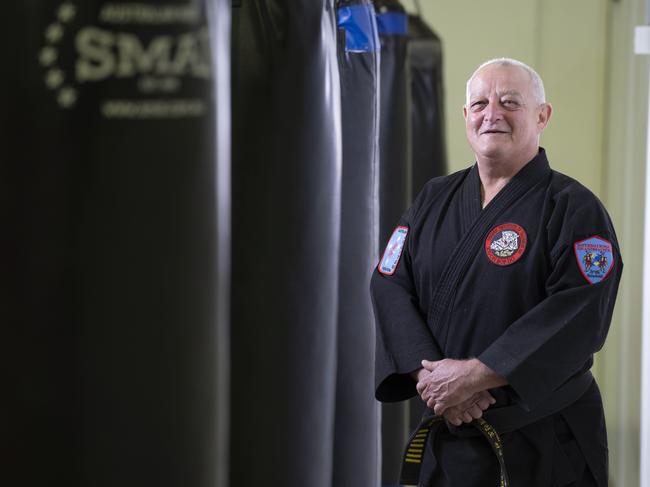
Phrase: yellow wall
[
  {"left": 599, "top": 1, "right": 647, "bottom": 485},
  {"left": 416, "top": 0, "right": 608, "bottom": 187},
  {"left": 409, "top": 1, "right": 648, "bottom": 485}
]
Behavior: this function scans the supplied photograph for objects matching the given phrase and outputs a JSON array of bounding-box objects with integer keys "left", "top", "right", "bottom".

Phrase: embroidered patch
[
  {"left": 485, "top": 223, "right": 527, "bottom": 266},
  {"left": 378, "top": 226, "right": 408, "bottom": 275},
  {"left": 573, "top": 236, "right": 614, "bottom": 284}
]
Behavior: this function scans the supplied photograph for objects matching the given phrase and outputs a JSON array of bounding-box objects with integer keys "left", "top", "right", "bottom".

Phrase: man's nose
[{"left": 482, "top": 102, "right": 503, "bottom": 122}]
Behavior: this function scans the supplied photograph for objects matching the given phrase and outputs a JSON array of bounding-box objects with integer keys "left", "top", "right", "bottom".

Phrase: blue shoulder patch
[
  {"left": 573, "top": 236, "right": 614, "bottom": 284},
  {"left": 378, "top": 226, "right": 408, "bottom": 275}
]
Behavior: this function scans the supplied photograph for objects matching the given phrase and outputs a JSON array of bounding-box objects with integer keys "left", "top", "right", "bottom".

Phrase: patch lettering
[
  {"left": 378, "top": 226, "right": 408, "bottom": 275},
  {"left": 485, "top": 223, "right": 527, "bottom": 266},
  {"left": 573, "top": 236, "right": 614, "bottom": 284}
]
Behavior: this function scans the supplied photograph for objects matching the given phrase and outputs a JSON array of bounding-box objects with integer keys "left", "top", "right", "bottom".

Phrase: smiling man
[{"left": 371, "top": 58, "right": 623, "bottom": 486}]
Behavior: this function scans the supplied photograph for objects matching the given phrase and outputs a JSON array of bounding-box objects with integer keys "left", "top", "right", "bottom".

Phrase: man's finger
[
  {"left": 443, "top": 407, "right": 461, "bottom": 425},
  {"left": 447, "top": 414, "right": 462, "bottom": 426},
  {"left": 426, "top": 396, "right": 436, "bottom": 411},
  {"left": 473, "top": 391, "right": 496, "bottom": 410},
  {"left": 467, "top": 405, "right": 483, "bottom": 419},
  {"left": 421, "top": 359, "right": 436, "bottom": 371},
  {"left": 474, "top": 397, "right": 492, "bottom": 410},
  {"left": 478, "top": 390, "right": 496, "bottom": 404},
  {"left": 433, "top": 401, "right": 447, "bottom": 416},
  {"left": 456, "top": 393, "right": 480, "bottom": 410},
  {"left": 418, "top": 383, "right": 432, "bottom": 402}
]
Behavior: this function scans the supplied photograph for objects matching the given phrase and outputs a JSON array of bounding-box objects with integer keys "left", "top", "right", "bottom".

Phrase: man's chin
[{"left": 473, "top": 144, "right": 507, "bottom": 160}]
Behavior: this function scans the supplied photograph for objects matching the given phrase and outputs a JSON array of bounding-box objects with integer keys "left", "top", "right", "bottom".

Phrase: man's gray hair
[{"left": 465, "top": 58, "right": 546, "bottom": 105}]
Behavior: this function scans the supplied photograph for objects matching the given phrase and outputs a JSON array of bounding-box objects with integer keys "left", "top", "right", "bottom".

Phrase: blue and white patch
[
  {"left": 573, "top": 236, "right": 614, "bottom": 284},
  {"left": 378, "top": 226, "right": 408, "bottom": 275}
]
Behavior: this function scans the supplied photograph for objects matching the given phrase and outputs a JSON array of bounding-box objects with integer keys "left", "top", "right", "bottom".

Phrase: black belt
[
  {"left": 401, "top": 415, "right": 510, "bottom": 487},
  {"left": 399, "top": 371, "right": 594, "bottom": 486}
]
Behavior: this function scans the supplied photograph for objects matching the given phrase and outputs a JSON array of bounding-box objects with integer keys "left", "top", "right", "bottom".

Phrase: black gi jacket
[{"left": 371, "top": 149, "right": 622, "bottom": 487}]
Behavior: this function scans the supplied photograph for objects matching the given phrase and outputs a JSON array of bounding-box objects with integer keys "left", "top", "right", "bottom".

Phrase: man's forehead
[
  {"left": 468, "top": 88, "right": 524, "bottom": 99},
  {"left": 468, "top": 66, "right": 533, "bottom": 98}
]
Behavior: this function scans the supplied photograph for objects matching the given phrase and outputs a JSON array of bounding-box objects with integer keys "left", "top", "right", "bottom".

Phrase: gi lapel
[
  {"left": 458, "top": 160, "right": 482, "bottom": 235},
  {"left": 427, "top": 149, "right": 551, "bottom": 351}
]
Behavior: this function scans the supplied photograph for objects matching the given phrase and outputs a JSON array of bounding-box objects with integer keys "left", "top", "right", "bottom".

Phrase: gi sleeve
[
  {"left": 478, "top": 189, "right": 623, "bottom": 410},
  {"left": 371, "top": 203, "right": 444, "bottom": 402}
]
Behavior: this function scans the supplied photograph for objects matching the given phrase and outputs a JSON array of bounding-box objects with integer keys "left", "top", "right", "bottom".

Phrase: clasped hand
[{"left": 415, "top": 358, "right": 496, "bottom": 426}]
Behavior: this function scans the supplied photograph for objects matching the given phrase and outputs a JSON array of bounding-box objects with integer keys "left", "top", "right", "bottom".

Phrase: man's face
[{"left": 463, "top": 64, "right": 551, "bottom": 164}]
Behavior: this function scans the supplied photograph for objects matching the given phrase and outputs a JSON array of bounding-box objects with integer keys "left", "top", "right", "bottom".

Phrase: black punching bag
[
  {"left": 375, "top": 0, "right": 410, "bottom": 246},
  {"left": 407, "top": 13, "right": 447, "bottom": 434},
  {"left": 231, "top": 2, "right": 341, "bottom": 486},
  {"left": 374, "top": 0, "right": 411, "bottom": 484},
  {"left": 1, "top": 1, "right": 230, "bottom": 486},
  {"left": 408, "top": 14, "right": 447, "bottom": 196},
  {"left": 334, "top": 1, "right": 380, "bottom": 486}
]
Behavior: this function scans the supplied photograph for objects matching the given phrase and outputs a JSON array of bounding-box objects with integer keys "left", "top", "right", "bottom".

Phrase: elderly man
[{"left": 371, "top": 58, "right": 622, "bottom": 487}]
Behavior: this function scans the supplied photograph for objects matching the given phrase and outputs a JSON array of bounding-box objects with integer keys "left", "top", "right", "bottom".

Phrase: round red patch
[{"left": 484, "top": 223, "right": 527, "bottom": 266}]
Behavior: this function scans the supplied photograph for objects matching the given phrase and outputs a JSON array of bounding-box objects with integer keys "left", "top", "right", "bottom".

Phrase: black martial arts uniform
[{"left": 371, "top": 149, "right": 622, "bottom": 487}]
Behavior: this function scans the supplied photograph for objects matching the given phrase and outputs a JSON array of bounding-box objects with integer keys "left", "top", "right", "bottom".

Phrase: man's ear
[
  {"left": 538, "top": 103, "right": 552, "bottom": 131},
  {"left": 462, "top": 104, "right": 468, "bottom": 121}
]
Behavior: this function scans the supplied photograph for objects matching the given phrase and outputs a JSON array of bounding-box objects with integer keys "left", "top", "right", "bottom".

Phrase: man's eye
[
  {"left": 471, "top": 101, "right": 486, "bottom": 110},
  {"left": 502, "top": 100, "right": 518, "bottom": 107}
]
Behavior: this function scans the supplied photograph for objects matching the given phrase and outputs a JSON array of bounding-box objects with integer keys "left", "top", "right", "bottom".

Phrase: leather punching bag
[
  {"left": 230, "top": 1, "right": 341, "bottom": 486},
  {"left": 2, "top": 1, "right": 230, "bottom": 486},
  {"left": 408, "top": 14, "right": 447, "bottom": 197},
  {"left": 334, "top": 1, "right": 380, "bottom": 486},
  {"left": 376, "top": 0, "right": 410, "bottom": 247},
  {"left": 407, "top": 13, "right": 448, "bottom": 434},
  {"left": 374, "top": 0, "right": 411, "bottom": 484}
]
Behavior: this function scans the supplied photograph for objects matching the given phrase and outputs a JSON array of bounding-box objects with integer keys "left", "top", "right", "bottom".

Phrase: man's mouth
[{"left": 481, "top": 129, "right": 509, "bottom": 135}]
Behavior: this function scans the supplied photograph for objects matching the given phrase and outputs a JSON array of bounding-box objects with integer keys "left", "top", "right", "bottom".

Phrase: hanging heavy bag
[
  {"left": 406, "top": 11, "right": 448, "bottom": 434},
  {"left": 230, "top": 1, "right": 341, "bottom": 486},
  {"left": 373, "top": 1, "right": 412, "bottom": 484},
  {"left": 408, "top": 13, "right": 447, "bottom": 197},
  {"left": 333, "top": 1, "right": 381, "bottom": 486},
  {"left": 375, "top": 0, "right": 410, "bottom": 247},
  {"left": 1, "top": 1, "right": 229, "bottom": 486}
]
